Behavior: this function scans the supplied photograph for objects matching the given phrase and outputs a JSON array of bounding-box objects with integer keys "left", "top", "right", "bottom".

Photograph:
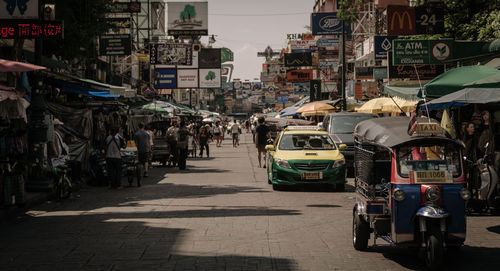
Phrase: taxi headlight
[
  {"left": 460, "top": 188, "right": 471, "bottom": 200},
  {"left": 333, "top": 158, "right": 345, "bottom": 168},
  {"left": 275, "top": 159, "right": 291, "bottom": 169},
  {"left": 425, "top": 186, "right": 441, "bottom": 202},
  {"left": 393, "top": 188, "right": 406, "bottom": 201}
]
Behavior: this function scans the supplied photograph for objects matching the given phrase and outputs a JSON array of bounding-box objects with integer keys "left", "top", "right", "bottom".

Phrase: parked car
[
  {"left": 322, "top": 112, "right": 377, "bottom": 175},
  {"left": 266, "top": 126, "right": 347, "bottom": 191}
]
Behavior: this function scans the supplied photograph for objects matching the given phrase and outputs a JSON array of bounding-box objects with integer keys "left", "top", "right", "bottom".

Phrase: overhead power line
[{"left": 209, "top": 12, "right": 310, "bottom": 17}]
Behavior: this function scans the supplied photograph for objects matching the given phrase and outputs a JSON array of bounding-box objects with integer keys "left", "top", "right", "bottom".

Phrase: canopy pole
[
  {"left": 388, "top": 95, "right": 405, "bottom": 114},
  {"left": 413, "top": 64, "right": 431, "bottom": 121}
]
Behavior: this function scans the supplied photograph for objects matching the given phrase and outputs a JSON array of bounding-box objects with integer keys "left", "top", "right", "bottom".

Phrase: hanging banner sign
[
  {"left": 199, "top": 68, "right": 221, "bottom": 88},
  {"left": 167, "top": 2, "right": 208, "bottom": 36},
  {"left": 154, "top": 68, "right": 177, "bottom": 89},
  {"left": 318, "top": 47, "right": 339, "bottom": 59},
  {"left": 374, "top": 36, "right": 397, "bottom": 60},
  {"left": 149, "top": 43, "right": 192, "bottom": 65},
  {"left": 285, "top": 52, "right": 312, "bottom": 67},
  {"left": 311, "top": 12, "right": 351, "bottom": 35},
  {"left": 388, "top": 52, "right": 444, "bottom": 80},
  {"left": 177, "top": 69, "right": 199, "bottom": 88},
  {"left": 0, "top": 0, "right": 38, "bottom": 19},
  {"left": 286, "top": 69, "right": 313, "bottom": 83},
  {"left": 318, "top": 60, "right": 339, "bottom": 69},
  {"left": 0, "top": 20, "right": 63, "bottom": 39},
  {"left": 318, "top": 38, "right": 339, "bottom": 48},
  {"left": 99, "top": 34, "right": 131, "bottom": 56},
  {"left": 199, "top": 48, "right": 221, "bottom": 68},
  {"left": 392, "top": 39, "right": 453, "bottom": 65},
  {"left": 107, "top": 2, "right": 141, "bottom": 13}
]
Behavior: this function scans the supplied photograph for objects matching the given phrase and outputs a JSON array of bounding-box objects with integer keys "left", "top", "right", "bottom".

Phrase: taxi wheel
[
  {"left": 272, "top": 184, "right": 281, "bottom": 191},
  {"left": 353, "top": 211, "right": 369, "bottom": 250},
  {"left": 267, "top": 165, "right": 273, "bottom": 184}
]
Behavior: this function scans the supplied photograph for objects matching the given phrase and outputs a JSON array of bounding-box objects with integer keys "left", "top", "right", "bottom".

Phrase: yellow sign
[
  {"left": 413, "top": 171, "right": 452, "bottom": 184},
  {"left": 391, "top": 11, "right": 413, "bottom": 32},
  {"left": 415, "top": 123, "right": 441, "bottom": 135}
]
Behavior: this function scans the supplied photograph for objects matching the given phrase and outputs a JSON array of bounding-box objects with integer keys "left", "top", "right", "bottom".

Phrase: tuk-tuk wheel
[
  {"left": 425, "top": 233, "right": 443, "bottom": 271},
  {"left": 353, "top": 210, "right": 369, "bottom": 250},
  {"left": 272, "top": 184, "right": 281, "bottom": 191},
  {"left": 336, "top": 183, "right": 345, "bottom": 192}
]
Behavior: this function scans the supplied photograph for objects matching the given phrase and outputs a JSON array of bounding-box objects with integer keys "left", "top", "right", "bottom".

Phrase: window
[
  {"left": 279, "top": 134, "right": 337, "bottom": 150},
  {"left": 397, "top": 143, "right": 462, "bottom": 178}
]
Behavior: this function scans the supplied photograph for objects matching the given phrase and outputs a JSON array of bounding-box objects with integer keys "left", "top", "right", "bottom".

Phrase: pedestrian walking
[
  {"left": 231, "top": 120, "right": 240, "bottom": 147},
  {"left": 199, "top": 125, "right": 210, "bottom": 158},
  {"left": 177, "top": 121, "right": 192, "bottom": 170},
  {"left": 167, "top": 121, "right": 179, "bottom": 167},
  {"left": 255, "top": 117, "right": 270, "bottom": 168},
  {"left": 251, "top": 121, "right": 257, "bottom": 144},
  {"left": 105, "top": 127, "right": 124, "bottom": 189},
  {"left": 214, "top": 121, "right": 223, "bottom": 147},
  {"left": 135, "top": 122, "right": 151, "bottom": 177}
]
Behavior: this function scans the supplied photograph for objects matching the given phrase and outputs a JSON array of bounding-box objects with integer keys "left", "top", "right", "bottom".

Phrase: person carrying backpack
[{"left": 105, "top": 127, "right": 125, "bottom": 189}]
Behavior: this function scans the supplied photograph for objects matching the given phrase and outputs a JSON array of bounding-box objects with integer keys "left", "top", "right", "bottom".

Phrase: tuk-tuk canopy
[{"left": 354, "top": 117, "right": 462, "bottom": 149}]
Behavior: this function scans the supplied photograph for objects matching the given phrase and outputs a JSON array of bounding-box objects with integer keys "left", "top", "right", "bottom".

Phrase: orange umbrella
[{"left": 296, "top": 101, "right": 335, "bottom": 116}]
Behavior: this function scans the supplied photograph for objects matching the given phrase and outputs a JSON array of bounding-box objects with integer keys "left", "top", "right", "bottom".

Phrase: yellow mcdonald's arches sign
[{"left": 388, "top": 5, "right": 416, "bottom": 35}]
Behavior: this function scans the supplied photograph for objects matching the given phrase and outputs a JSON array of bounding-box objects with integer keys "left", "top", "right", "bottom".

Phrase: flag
[
  {"left": 440, "top": 109, "right": 456, "bottom": 139},
  {"left": 407, "top": 100, "right": 425, "bottom": 135}
]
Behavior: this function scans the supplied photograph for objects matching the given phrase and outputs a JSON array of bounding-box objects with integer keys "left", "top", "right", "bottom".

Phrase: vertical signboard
[
  {"left": 309, "top": 80, "right": 321, "bottom": 102},
  {"left": 374, "top": 36, "right": 397, "bottom": 60}
]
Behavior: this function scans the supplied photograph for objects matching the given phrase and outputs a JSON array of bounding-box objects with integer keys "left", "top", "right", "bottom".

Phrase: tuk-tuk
[{"left": 352, "top": 117, "right": 469, "bottom": 270}]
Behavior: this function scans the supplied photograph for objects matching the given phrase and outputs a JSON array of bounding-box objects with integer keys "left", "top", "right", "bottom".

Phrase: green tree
[
  {"left": 205, "top": 71, "right": 216, "bottom": 81},
  {"left": 180, "top": 4, "right": 196, "bottom": 20}
]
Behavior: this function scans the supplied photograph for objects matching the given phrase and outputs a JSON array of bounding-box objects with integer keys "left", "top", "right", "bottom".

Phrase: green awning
[
  {"left": 424, "top": 65, "right": 500, "bottom": 98},
  {"left": 383, "top": 85, "right": 421, "bottom": 100}
]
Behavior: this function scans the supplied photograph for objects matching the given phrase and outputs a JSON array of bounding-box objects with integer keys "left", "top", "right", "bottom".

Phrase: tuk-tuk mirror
[
  {"left": 339, "top": 144, "right": 347, "bottom": 151},
  {"left": 265, "top": 145, "right": 275, "bottom": 152}
]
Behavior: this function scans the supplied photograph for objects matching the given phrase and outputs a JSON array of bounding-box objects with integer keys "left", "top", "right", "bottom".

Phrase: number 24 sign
[{"left": 415, "top": 6, "right": 444, "bottom": 35}]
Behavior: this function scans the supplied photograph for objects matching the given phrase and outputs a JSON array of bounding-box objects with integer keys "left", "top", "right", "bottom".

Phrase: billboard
[
  {"left": 199, "top": 69, "right": 221, "bottom": 88},
  {"left": 107, "top": 2, "right": 141, "bottom": 13},
  {"left": 154, "top": 69, "right": 177, "bottom": 89},
  {"left": 0, "top": 0, "right": 38, "bottom": 19},
  {"left": 167, "top": 2, "right": 208, "bottom": 36},
  {"left": 387, "top": 5, "right": 444, "bottom": 35},
  {"left": 149, "top": 43, "right": 192, "bottom": 65},
  {"left": 311, "top": 13, "right": 351, "bottom": 35},
  {"left": 387, "top": 6, "right": 415, "bottom": 35},
  {"left": 392, "top": 39, "right": 453, "bottom": 65},
  {"left": 99, "top": 35, "right": 131, "bottom": 56},
  {"left": 318, "top": 38, "right": 339, "bottom": 48},
  {"left": 199, "top": 48, "right": 221, "bottom": 68},
  {"left": 286, "top": 69, "right": 313, "bottom": 83},
  {"left": 284, "top": 52, "right": 312, "bottom": 67},
  {"left": 0, "top": 20, "right": 63, "bottom": 39},
  {"left": 177, "top": 69, "right": 198, "bottom": 88},
  {"left": 290, "top": 40, "right": 316, "bottom": 50}
]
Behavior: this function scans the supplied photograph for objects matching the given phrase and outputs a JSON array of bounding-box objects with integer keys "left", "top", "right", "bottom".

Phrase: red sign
[
  {"left": 354, "top": 82, "right": 363, "bottom": 99},
  {"left": 387, "top": 6, "right": 415, "bottom": 35},
  {"left": 286, "top": 69, "right": 313, "bottom": 83},
  {"left": 0, "top": 20, "right": 63, "bottom": 39}
]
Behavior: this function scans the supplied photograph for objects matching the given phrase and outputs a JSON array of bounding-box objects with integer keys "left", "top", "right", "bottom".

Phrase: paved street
[{"left": 1, "top": 133, "right": 500, "bottom": 271}]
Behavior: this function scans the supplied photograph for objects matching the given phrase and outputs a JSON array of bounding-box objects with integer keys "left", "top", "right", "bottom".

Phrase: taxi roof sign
[
  {"left": 285, "top": 126, "right": 323, "bottom": 131},
  {"left": 413, "top": 122, "right": 442, "bottom": 136}
]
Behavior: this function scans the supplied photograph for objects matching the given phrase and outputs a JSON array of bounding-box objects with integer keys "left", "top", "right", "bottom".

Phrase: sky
[{"left": 171, "top": 0, "right": 314, "bottom": 81}]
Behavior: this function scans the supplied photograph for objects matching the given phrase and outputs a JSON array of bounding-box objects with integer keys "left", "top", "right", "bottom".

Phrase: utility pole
[{"left": 341, "top": 22, "right": 347, "bottom": 111}]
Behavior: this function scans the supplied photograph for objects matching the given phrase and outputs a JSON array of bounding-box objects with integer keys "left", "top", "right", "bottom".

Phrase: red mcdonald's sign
[{"left": 387, "top": 5, "right": 416, "bottom": 35}]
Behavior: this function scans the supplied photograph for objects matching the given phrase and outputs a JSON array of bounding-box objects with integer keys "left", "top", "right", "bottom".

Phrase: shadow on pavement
[{"left": 307, "top": 204, "right": 342, "bottom": 208}]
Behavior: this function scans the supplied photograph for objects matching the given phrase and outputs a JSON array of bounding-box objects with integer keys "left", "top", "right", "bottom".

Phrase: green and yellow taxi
[{"left": 266, "top": 126, "right": 347, "bottom": 191}]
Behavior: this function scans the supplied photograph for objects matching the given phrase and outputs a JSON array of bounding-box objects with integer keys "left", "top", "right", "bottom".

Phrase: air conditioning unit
[{"left": 43, "top": 4, "right": 55, "bottom": 21}]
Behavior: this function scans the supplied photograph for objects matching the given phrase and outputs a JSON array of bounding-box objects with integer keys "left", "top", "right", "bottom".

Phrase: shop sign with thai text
[
  {"left": 0, "top": 20, "right": 63, "bottom": 39},
  {"left": 392, "top": 39, "right": 453, "bottom": 65}
]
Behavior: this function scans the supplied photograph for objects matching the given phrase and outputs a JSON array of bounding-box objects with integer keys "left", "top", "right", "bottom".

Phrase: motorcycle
[
  {"left": 89, "top": 150, "right": 107, "bottom": 186},
  {"left": 466, "top": 142, "right": 500, "bottom": 214},
  {"left": 121, "top": 151, "right": 142, "bottom": 187}
]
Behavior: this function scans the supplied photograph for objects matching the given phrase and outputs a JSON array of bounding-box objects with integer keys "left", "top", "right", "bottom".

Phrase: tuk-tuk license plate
[
  {"left": 302, "top": 172, "right": 323, "bottom": 180},
  {"left": 412, "top": 171, "right": 452, "bottom": 184}
]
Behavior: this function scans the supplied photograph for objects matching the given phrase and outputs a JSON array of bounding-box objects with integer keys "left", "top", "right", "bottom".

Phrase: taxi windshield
[
  {"left": 397, "top": 143, "right": 462, "bottom": 178},
  {"left": 279, "top": 134, "right": 336, "bottom": 150}
]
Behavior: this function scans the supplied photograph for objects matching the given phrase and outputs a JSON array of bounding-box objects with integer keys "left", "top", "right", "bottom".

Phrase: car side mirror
[
  {"left": 265, "top": 145, "right": 275, "bottom": 152},
  {"left": 339, "top": 144, "right": 347, "bottom": 151}
]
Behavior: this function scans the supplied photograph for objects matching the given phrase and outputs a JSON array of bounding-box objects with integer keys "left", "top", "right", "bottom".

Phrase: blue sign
[
  {"left": 154, "top": 68, "right": 177, "bottom": 89},
  {"left": 222, "top": 82, "right": 234, "bottom": 90},
  {"left": 277, "top": 95, "right": 289, "bottom": 104},
  {"left": 311, "top": 13, "right": 351, "bottom": 36},
  {"left": 373, "top": 67, "right": 388, "bottom": 79},
  {"left": 318, "top": 38, "right": 339, "bottom": 48},
  {"left": 374, "top": 36, "right": 397, "bottom": 60}
]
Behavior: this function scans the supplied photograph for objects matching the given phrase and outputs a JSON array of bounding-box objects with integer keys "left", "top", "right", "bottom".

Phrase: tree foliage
[{"left": 43, "top": 0, "right": 112, "bottom": 61}]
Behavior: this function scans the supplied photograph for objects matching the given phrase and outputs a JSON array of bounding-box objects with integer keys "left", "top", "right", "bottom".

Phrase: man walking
[
  {"left": 177, "top": 121, "right": 192, "bottom": 170},
  {"left": 231, "top": 120, "right": 240, "bottom": 148},
  {"left": 255, "top": 117, "right": 270, "bottom": 168},
  {"left": 105, "top": 127, "right": 124, "bottom": 189},
  {"left": 167, "top": 121, "right": 179, "bottom": 167},
  {"left": 135, "top": 122, "right": 151, "bottom": 178}
]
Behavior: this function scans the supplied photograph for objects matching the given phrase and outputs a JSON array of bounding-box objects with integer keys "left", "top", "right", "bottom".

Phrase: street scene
[{"left": 1, "top": 0, "right": 500, "bottom": 270}]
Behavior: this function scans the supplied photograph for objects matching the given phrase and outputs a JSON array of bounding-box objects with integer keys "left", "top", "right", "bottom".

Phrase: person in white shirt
[
  {"left": 231, "top": 120, "right": 240, "bottom": 147},
  {"left": 214, "top": 121, "right": 223, "bottom": 147}
]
